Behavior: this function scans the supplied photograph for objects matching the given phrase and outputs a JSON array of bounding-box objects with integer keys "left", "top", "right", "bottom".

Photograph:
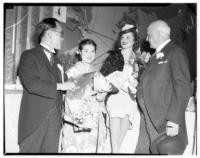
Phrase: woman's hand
[
  {"left": 120, "top": 76, "right": 138, "bottom": 93},
  {"left": 128, "top": 76, "right": 138, "bottom": 88},
  {"left": 96, "top": 92, "right": 107, "bottom": 102},
  {"left": 140, "top": 51, "right": 151, "bottom": 63}
]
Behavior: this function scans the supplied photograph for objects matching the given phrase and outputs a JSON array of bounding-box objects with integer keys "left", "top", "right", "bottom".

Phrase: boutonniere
[
  {"left": 156, "top": 52, "right": 164, "bottom": 59},
  {"left": 57, "top": 64, "right": 64, "bottom": 83}
]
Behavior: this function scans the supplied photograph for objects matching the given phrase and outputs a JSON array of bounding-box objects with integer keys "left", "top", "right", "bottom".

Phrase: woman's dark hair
[
  {"left": 78, "top": 38, "right": 97, "bottom": 51},
  {"left": 32, "top": 18, "right": 59, "bottom": 44},
  {"left": 100, "top": 23, "right": 139, "bottom": 77},
  {"left": 100, "top": 50, "right": 124, "bottom": 76},
  {"left": 75, "top": 38, "right": 97, "bottom": 61}
]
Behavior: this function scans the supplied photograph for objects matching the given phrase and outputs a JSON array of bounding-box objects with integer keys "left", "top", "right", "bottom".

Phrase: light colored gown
[
  {"left": 106, "top": 62, "right": 141, "bottom": 153},
  {"left": 59, "top": 62, "right": 111, "bottom": 153}
]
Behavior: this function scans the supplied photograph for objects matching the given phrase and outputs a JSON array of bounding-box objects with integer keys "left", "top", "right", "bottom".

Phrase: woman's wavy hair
[
  {"left": 100, "top": 50, "right": 124, "bottom": 77},
  {"left": 100, "top": 22, "right": 139, "bottom": 77}
]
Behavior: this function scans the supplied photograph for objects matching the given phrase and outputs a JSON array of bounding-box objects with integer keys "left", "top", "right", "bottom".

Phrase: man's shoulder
[
  {"left": 21, "top": 45, "right": 42, "bottom": 57},
  {"left": 170, "top": 43, "right": 186, "bottom": 54},
  {"left": 166, "top": 42, "right": 188, "bottom": 61},
  {"left": 165, "top": 41, "right": 184, "bottom": 54},
  {"left": 167, "top": 41, "right": 184, "bottom": 50}
]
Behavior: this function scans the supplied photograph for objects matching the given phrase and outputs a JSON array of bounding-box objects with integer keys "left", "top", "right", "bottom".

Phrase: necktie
[
  {"left": 43, "top": 47, "right": 54, "bottom": 66},
  {"left": 49, "top": 53, "right": 54, "bottom": 66}
]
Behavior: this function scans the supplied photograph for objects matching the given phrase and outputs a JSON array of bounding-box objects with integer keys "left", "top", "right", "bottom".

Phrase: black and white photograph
[{"left": 3, "top": 1, "right": 197, "bottom": 155}]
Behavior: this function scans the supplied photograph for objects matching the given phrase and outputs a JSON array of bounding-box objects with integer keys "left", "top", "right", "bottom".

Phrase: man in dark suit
[
  {"left": 18, "top": 18, "right": 76, "bottom": 153},
  {"left": 135, "top": 20, "right": 191, "bottom": 154}
]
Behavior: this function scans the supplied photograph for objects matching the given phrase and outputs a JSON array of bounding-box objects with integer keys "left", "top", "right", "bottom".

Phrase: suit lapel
[
  {"left": 159, "top": 41, "right": 174, "bottom": 57},
  {"left": 141, "top": 41, "right": 175, "bottom": 84},
  {"left": 52, "top": 57, "right": 62, "bottom": 83},
  {"left": 147, "top": 41, "right": 174, "bottom": 70},
  {"left": 36, "top": 45, "right": 61, "bottom": 82}
]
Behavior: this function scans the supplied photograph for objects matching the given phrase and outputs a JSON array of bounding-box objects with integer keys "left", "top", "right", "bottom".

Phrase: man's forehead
[
  {"left": 147, "top": 25, "right": 157, "bottom": 35},
  {"left": 147, "top": 28, "right": 152, "bottom": 35}
]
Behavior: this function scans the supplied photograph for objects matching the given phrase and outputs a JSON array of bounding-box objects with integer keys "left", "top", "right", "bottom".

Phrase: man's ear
[
  {"left": 157, "top": 31, "right": 164, "bottom": 41},
  {"left": 46, "top": 30, "right": 52, "bottom": 39}
]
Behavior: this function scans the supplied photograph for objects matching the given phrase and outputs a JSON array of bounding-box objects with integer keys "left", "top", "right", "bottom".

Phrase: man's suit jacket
[
  {"left": 18, "top": 45, "right": 65, "bottom": 144},
  {"left": 138, "top": 41, "right": 191, "bottom": 145}
]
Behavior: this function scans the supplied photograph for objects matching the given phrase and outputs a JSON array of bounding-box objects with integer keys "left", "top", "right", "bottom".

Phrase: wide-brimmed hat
[{"left": 119, "top": 24, "right": 138, "bottom": 36}]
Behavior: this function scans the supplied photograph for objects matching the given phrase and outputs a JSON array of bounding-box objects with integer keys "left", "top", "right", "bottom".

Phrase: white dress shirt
[
  {"left": 156, "top": 39, "right": 171, "bottom": 53},
  {"left": 40, "top": 43, "right": 55, "bottom": 62}
]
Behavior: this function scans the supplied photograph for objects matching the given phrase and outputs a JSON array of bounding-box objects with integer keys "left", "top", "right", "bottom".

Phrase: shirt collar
[
  {"left": 40, "top": 43, "right": 56, "bottom": 54},
  {"left": 156, "top": 39, "right": 171, "bottom": 53}
]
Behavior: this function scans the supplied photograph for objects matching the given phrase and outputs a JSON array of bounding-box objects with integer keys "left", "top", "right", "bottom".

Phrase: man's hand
[
  {"left": 57, "top": 82, "right": 78, "bottom": 91},
  {"left": 166, "top": 121, "right": 179, "bottom": 137}
]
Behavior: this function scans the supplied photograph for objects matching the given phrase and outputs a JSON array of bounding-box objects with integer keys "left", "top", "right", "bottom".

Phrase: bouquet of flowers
[
  {"left": 64, "top": 99, "right": 99, "bottom": 132},
  {"left": 67, "top": 72, "right": 95, "bottom": 100}
]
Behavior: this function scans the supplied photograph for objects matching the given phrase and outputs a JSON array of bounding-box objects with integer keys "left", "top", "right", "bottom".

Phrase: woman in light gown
[
  {"left": 100, "top": 23, "right": 141, "bottom": 153},
  {"left": 59, "top": 39, "right": 117, "bottom": 153}
]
